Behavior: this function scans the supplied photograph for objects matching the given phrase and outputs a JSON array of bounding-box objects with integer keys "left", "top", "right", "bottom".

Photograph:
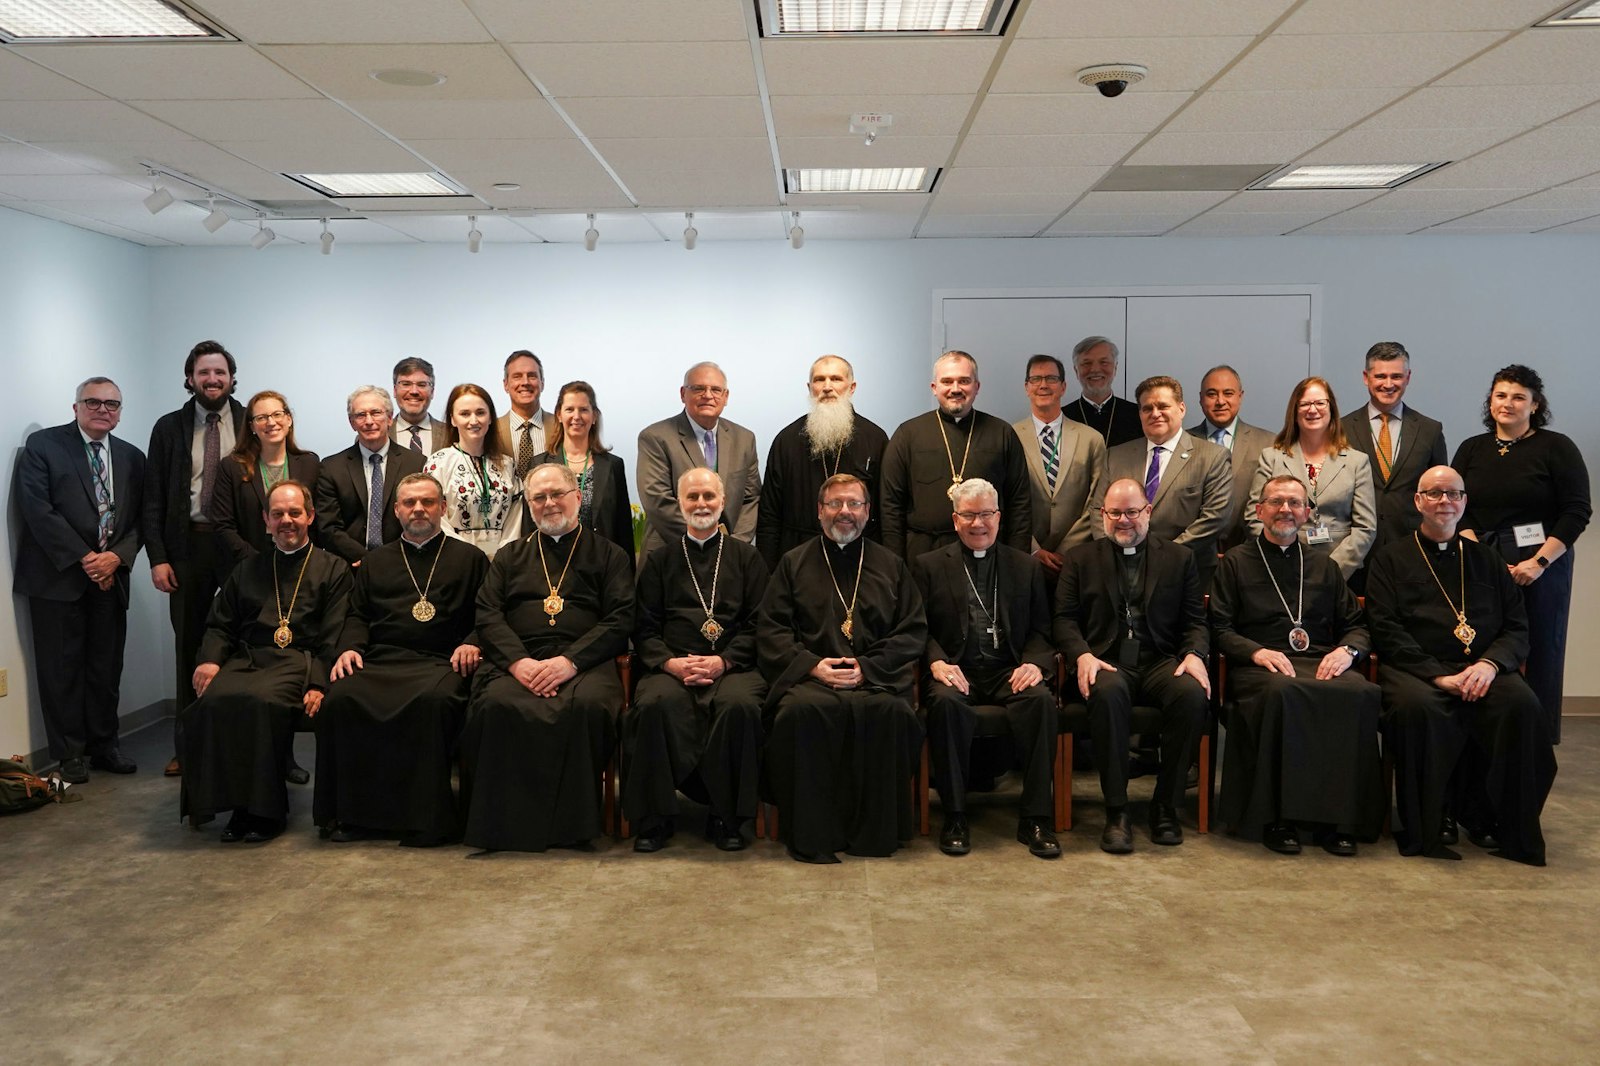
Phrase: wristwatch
[
  {"left": 1535, "top": 555, "right": 1550, "bottom": 568},
  {"left": 1342, "top": 645, "right": 1361, "bottom": 661}
]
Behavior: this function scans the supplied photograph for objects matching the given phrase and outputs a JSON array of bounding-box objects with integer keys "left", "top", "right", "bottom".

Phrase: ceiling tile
[
  {"left": 760, "top": 39, "right": 1000, "bottom": 96},
  {"left": 198, "top": 0, "right": 493, "bottom": 44},
  {"left": 769, "top": 94, "right": 973, "bottom": 139},
  {"left": 927, "top": 193, "right": 1078, "bottom": 216},
  {"left": 592, "top": 136, "right": 774, "bottom": 173},
  {"left": 1018, "top": 0, "right": 1296, "bottom": 39},
  {"left": 4, "top": 200, "right": 174, "bottom": 244},
  {"left": 371, "top": 214, "right": 546, "bottom": 242},
  {"left": 1478, "top": 187, "right": 1600, "bottom": 212},
  {"left": 1164, "top": 88, "right": 1402, "bottom": 132},
  {"left": 261, "top": 44, "right": 541, "bottom": 100},
  {"left": 1171, "top": 212, "right": 1331, "bottom": 236},
  {"left": 1222, "top": 188, "right": 1387, "bottom": 212},
  {"left": 992, "top": 37, "right": 1252, "bottom": 95},
  {"left": 1553, "top": 102, "right": 1600, "bottom": 126},
  {"left": 643, "top": 210, "right": 786, "bottom": 242},
  {"left": 343, "top": 98, "right": 572, "bottom": 139},
  {"left": 775, "top": 136, "right": 954, "bottom": 168},
  {"left": 1358, "top": 188, "right": 1528, "bottom": 211},
  {"left": 1294, "top": 212, "right": 1448, "bottom": 234},
  {"left": 955, "top": 133, "right": 1146, "bottom": 168},
  {"left": 513, "top": 213, "right": 667, "bottom": 243},
  {"left": 1543, "top": 216, "right": 1600, "bottom": 233},
  {"left": 510, "top": 42, "right": 756, "bottom": 97},
  {"left": 0, "top": 172, "right": 166, "bottom": 200},
  {"left": 972, "top": 92, "right": 1189, "bottom": 136},
  {"left": 0, "top": 100, "right": 191, "bottom": 141},
  {"left": 1428, "top": 207, "right": 1600, "bottom": 231},
  {"left": 918, "top": 214, "right": 1059, "bottom": 237},
  {"left": 562, "top": 96, "right": 767, "bottom": 139},
  {"left": 1437, "top": 29, "right": 1600, "bottom": 86},
  {"left": 623, "top": 168, "right": 779, "bottom": 207},
  {"left": 476, "top": 0, "right": 749, "bottom": 43},
  {"left": 0, "top": 49, "right": 106, "bottom": 101},
  {"left": 1276, "top": 0, "right": 1557, "bottom": 34},
  {"left": 1072, "top": 190, "right": 1233, "bottom": 214},
  {"left": 130, "top": 99, "right": 392, "bottom": 142},
  {"left": 215, "top": 138, "right": 430, "bottom": 173},
  {"left": 13, "top": 44, "right": 318, "bottom": 101},
  {"left": 405, "top": 139, "right": 631, "bottom": 207},
  {"left": 1358, "top": 84, "right": 1600, "bottom": 129},
  {"left": 796, "top": 211, "right": 920, "bottom": 239},
  {"left": 1300, "top": 127, "right": 1522, "bottom": 162},
  {"left": 0, "top": 142, "right": 98, "bottom": 175},
  {"left": 1128, "top": 129, "right": 1331, "bottom": 166},
  {"left": 32, "top": 139, "right": 314, "bottom": 198},
  {"left": 1208, "top": 32, "right": 1503, "bottom": 92},
  {"left": 269, "top": 218, "right": 423, "bottom": 243},
  {"left": 936, "top": 165, "right": 1106, "bottom": 198},
  {"left": 1046, "top": 213, "right": 1185, "bottom": 235},
  {"left": 1408, "top": 153, "right": 1600, "bottom": 189}
]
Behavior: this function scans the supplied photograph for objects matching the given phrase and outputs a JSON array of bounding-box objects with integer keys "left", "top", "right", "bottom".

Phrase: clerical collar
[
  {"left": 937, "top": 408, "right": 970, "bottom": 425},
  {"left": 1079, "top": 394, "right": 1111, "bottom": 412},
  {"left": 824, "top": 534, "right": 862, "bottom": 553},
  {"left": 276, "top": 540, "right": 312, "bottom": 557},
  {"left": 686, "top": 527, "right": 720, "bottom": 548},
  {"left": 1121, "top": 542, "right": 1143, "bottom": 556},
  {"left": 1261, "top": 535, "right": 1299, "bottom": 556},
  {"left": 541, "top": 527, "right": 575, "bottom": 544},
  {"left": 1421, "top": 531, "right": 1456, "bottom": 551},
  {"left": 402, "top": 530, "right": 443, "bottom": 549},
  {"left": 962, "top": 546, "right": 988, "bottom": 559}
]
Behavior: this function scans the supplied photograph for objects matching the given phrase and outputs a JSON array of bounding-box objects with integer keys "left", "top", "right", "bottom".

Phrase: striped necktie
[
  {"left": 89, "top": 440, "right": 113, "bottom": 549},
  {"left": 1144, "top": 446, "right": 1163, "bottom": 502},
  {"left": 1376, "top": 413, "right": 1394, "bottom": 483},
  {"left": 1040, "top": 423, "right": 1058, "bottom": 493}
]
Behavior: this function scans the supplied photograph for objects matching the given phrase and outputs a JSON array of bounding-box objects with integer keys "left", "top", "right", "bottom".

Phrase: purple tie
[
  {"left": 703, "top": 428, "right": 717, "bottom": 471},
  {"left": 1144, "top": 445, "right": 1163, "bottom": 502}
]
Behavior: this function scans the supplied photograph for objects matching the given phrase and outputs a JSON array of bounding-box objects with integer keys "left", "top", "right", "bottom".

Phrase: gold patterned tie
[{"left": 1376, "top": 413, "right": 1394, "bottom": 484}]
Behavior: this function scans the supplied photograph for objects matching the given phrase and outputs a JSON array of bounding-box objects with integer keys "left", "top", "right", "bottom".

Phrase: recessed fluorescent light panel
[
  {"left": 1539, "top": 1, "right": 1600, "bottom": 26},
  {"left": 287, "top": 172, "right": 465, "bottom": 198},
  {"left": 0, "top": 0, "right": 221, "bottom": 41},
  {"left": 758, "top": 0, "right": 1014, "bottom": 36},
  {"left": 1251, "top": 163, "right": 1447, "bottom": 190},
  {"left": 786, "top": 167, "right": 934, "bottom": 193}
]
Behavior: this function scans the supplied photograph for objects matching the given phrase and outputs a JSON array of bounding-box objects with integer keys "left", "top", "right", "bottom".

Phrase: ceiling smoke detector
[{"left": 1077, "top": 63, "right": 1148, "bottom": 98}]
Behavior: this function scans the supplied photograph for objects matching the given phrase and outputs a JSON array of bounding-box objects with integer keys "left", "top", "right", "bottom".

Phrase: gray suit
[
  {"left": 1339, "top": 405, "right": 1446, "bottom": 551},
  {"left": 1247, "top": 444, "right": 1377, "bottom": 580},
  {"left": 1099, "top": 431, "right": 1232, "bottom": 584},
  {"left": 636, "top": 411, "right": 760, "bottom": 553},
  {"left": 1012, "top": 415, "right": 1105, "bottom": 555},
  {"left": 1189, "top": 419, "right": 1274, "bottom": 550},
  {"left": 389, "top": 415, "right": 449, "bottom": 455}
]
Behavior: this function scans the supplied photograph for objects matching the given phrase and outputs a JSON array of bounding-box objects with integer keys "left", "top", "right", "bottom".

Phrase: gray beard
[
  {"left": 805, "top": 399, "right": 856, "bottom": 457},
  {"left": 536, "top": 516, "right": 577, "bottom": 538},
  {"left": 825, "top": 524, "right": 861, "bottom": 546}
]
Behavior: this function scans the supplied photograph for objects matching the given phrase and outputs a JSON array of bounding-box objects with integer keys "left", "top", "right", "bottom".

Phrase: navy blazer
[
  {"left": 1340, "top": 405, "right": 1447, "bottom": 549},
  {"left": 16, "top": 422, "right": 146, "bottom": 606},
  {"left": 312, "top": 441, "right": 425, "bottom": 564},
  {"left": 211, "top": 450, "right": 322, "bottom": 564},
  {"left": 141, "top": 396, "right": 246, "bottom": 567}
]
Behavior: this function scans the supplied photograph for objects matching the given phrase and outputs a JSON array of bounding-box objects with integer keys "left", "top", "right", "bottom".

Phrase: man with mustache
[
  {"left": 758, "top": 474, "right": 927, "bottom": 863},
  {"left": 459, "top": 463, "right": 634, "bottom": 853},
  {"left": 1062, "top": 335, "right": 1142, "bottom": 448},
  {"left": 757, "top": 354, "right": 889, "bottom": 571},
  {"left": 881, "top": 350, "right": 1031, "bottom": 561},
  {"left": 625, "top": 468, "right": 770, "bottom": 853},
  {"left": 1188, "top": 364, "right": 1273, "bottom": 551}
]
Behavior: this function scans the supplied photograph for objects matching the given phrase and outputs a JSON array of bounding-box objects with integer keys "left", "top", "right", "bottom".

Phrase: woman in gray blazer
[{"left": 1247, "top": 376, "right": 1377, "bottom": 581}]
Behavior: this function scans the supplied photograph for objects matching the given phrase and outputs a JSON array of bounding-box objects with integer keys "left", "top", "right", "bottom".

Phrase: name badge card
[
  {"left": 1514, "top": 522, "right": 1545, "bottom": 548},
  {"left": 1305, "top": 525, "right": 1331, "bottom": 545}
]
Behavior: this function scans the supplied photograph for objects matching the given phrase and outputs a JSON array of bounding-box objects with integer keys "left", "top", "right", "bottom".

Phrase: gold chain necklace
[
  {"left": 681, "top": 532, "right": 726, "bottom": 646},
  {"left": 272, "top": 545, "right": 314, "bottom": 647},
  {"left": 399, "top": 535, "right": 446, "bottom": 621},
  {"left": 934, "top": 412, "right": 974, "bottom": 501},
  {"left": 536, "top": 524, "right": 582, "bottom": 626},
  {"left": 1414, "top": 532, "right": 1476, "bottom": 652},
  {"left": 819, "top": 537, "right": 867, "bottom": 641}
]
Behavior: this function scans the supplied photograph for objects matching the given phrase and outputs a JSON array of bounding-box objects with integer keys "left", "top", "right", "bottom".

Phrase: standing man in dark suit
[
  {"left": 1340, "top": 342, "right": 1447, "bottom": 591},
  {"left": 490, "top": 349, "right": 547, "bottom": 480},
  {"left": 389, "top": 357, "right": 449, "bottom": 456},
  {"left": 1097, "top": 376, "right": 1233, "bottom": 591},
  {"left": 142, "top": 339, "right": 246, "bottom": 777},
  {"left": 1055, "top": 478, "right": 1211, "bottom": 853},
  {"left": 1062, "top": 336, "right": 1143, "bottom": 448},
  {"left": 1189, "top": 365, "right": 1274, "bottom": 550},
  {"left": 17, "top": 378, "right": 146, "bottom": 783},
  {"left": 314, "top": 385, "right": 425, "bottom": 567},
  {"left": 636, "top": 361, "right": 761, "bottom": 554},
  {"left": 912, "top": 478, "right": 1059, "bottom": 859},
  {"left": 1012, "top": 353, "right": 1105, "bottom": 579}
]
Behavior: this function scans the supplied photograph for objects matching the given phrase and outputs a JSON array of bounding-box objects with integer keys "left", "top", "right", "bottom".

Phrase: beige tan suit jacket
[
  {"left": 1247, "top": 443, "right": 1377, "bottom": 579},
  {"left": 1189, "top": 419, "right": 1275, "bottom": 550},
  {"left": 1012, "top": 415, "right": 1105, "bottom": 555}
]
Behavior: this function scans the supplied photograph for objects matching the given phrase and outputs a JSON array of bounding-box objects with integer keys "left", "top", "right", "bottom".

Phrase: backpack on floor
[{"left": 0, "top": 755, "right": 60, "bottom": 814}]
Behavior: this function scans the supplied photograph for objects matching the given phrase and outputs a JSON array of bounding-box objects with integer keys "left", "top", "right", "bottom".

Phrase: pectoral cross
[{"left": 985, "top": 624, "right": 999, "bottom": 650}]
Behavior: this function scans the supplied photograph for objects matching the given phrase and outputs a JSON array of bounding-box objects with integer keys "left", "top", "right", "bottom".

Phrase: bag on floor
[{"left": 0, "top": 755, "right": 61, "bottom": 814}]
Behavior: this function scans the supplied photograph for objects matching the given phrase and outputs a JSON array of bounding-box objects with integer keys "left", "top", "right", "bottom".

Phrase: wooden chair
[{"left": 607, "top": 653, "right": 632, "bottom": 840}]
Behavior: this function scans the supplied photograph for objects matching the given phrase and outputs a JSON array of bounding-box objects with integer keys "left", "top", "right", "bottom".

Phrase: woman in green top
[{"left": 213, "top": 389, "right": 321, "bottom": 564}]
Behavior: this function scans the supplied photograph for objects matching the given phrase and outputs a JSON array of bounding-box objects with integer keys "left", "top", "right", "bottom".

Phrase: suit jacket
[
  {"left": 490, "top": 408, "right": 545, "bottom": 460},
  {"left": 15, "top": 422, "right": 146, "bottom": 606},
  {"left": 1189, "top": 420, "right": 1274, "bottom": 550},
  {"left": 211, "top": 450, "right": 322, "bottom": 564},
  {"left": 910, "top": 542, "right": 1054, "bottom": 674},
  {"left": 389, "top": 416, "right": 450, "bottom": 454},
  {"left": 313, "top": 441, "right": 425, "bottom": 563},
  {"left": 532, "top": 449, "right": 635, "bottom": 567},
  {"left": 1012, "top": 415, "right": 1105, "bottom": 555},
  {"left": 1246, "top": 444, "right": 1377, "bottom": 579},
  {"left": 1340, "top": 405, "right": 1446, "bottom": 550},
  {"left": 141, "top": 396, "right": 246, "bottom": 567},
  {"left": 1052, "top": 535, "right": 1208, "bottom": 665},
  {"left": 636, "top": 411, "right": 760, "bottom": 554},
  {"left": 1099, "top": 431, "right": 1233, "bottom": 565}
]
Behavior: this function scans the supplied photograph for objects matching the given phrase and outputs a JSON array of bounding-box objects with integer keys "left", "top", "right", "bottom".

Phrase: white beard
[
  {"left": 805, "top": 399, "right": 856, "bottom": 458},
  {"left": 536, "top": 515, "right": 577, "bottom": 538},
  {"left": 825, "top": 522, "right": 861, "bottom": 546}
]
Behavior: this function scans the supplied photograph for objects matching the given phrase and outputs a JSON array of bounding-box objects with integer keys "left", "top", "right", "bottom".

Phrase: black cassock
[
  {"left": 1212, "top": 536, "right": 1384, "bottom": 839},
  {"left": 461, "top": 528, "right": 633, "bottom": 851},
  {"left": 758, "top": 536, "right": 927, "bottom": 856},
  {"left": 756, "top": 413, "right": 889, "bottom": 572},
  {"left": 1063, "top": 394, "right": 1144, "bottom": 449},
  {"left": 313, "top": 534, "right": 489, "bottom": 841},
  {"left": 624, "top": 530, "right": 770, "bottom": 825},
  {"left": 180, "top": 545, "right": 351, "bottom": 827},
  {"left": 880, "top": 410, "right": 1031, "bottom": 560},
  {"left": 1366, "top": 534, "right": 1556, "bottom": 865}
]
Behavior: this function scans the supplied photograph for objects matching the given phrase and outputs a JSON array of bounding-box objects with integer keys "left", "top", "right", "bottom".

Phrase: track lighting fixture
[
  {"left": 201, "top": 197, "right": 229, "bottom": 233},
  {"left": 143, "top": 172, "right": 173, "bottom": 215},
  {"left": 789, "top": 212, "right": 804, "bottom": 250},
  {"left": 250, "top": 217, "right": 276, "bottom": 250},
  {"left": 467, "top": 215, "right": 482, "bottom": 253},
  {"left": 320, "top": 219, "right": 334, "bottom": 256},
  {"left": 584, "top": 213, "right": 598, "bottom": 252},
  {"left": 683, "top": 211, "right": 697, "bottom": 250}
]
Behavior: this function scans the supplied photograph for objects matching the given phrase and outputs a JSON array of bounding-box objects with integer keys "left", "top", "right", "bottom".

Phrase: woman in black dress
[
  {"left": 534, "top": 380, "right": 635, "bottom": 568},
  {"left": 212, "top": 389, "right": 321, "bottom": 564},
  {"left": 1453, "top": 365, "right": 1591, "bottom": 742}
]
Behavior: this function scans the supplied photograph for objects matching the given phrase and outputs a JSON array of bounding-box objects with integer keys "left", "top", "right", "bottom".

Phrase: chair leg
[
  {"left": 761, "top": 802, "right": 779, "bottom": 841},
  {"left": 1057, "top": 733, "right": 1073, "bottom": 831},
  {"left": 917, "top": 739, "right": 930, "bottom": 836},
  {"left": 604, "top": 752, "right": 627, "bottom": 840},
  {"left": 1196, "top": 734, "right": 1211, "bottom": 835},
  {"left": 1381, "top": 741, "right": 1394, "bottom": 838}
]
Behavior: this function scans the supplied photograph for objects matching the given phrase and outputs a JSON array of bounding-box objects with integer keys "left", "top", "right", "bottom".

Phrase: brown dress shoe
[{"left": 164, "top": 757, "right": 182, "bottom": 777}]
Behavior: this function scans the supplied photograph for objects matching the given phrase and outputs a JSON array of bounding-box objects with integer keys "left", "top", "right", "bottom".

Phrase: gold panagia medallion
[
  {"left": 1454, "top": 616, "right": 1476, "bottom": 652},
  {"left": 700, "top": 617, "right": 724, "bottom": 644},
  {"left": 412, "top": 598, "right": 436, "bottom": 622},
  {"left": 273, "top": 623, "right": 293, "bottom": 648},
  {"left": 840, "top": 615, "right": 854, "bottom": 641},
  {"left": 544, "top": 593, "right": 564, "bottom": 626}
]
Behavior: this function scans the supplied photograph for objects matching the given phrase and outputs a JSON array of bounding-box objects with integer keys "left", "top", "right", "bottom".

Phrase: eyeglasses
[
  {"left": 954, "top": 509, "right": 999, "bottom": 522},
  {"left": 350, "top": 408, "right": 390, "bottom": 422},
  {"left": 250, "top": 411, "right": 290, "bottom": 425},
  {"left": 1262, "top": 496, "right": 1309, "bottom": 509},
  {"left": 529, "top": 489, "right": 575, "bottom": 506},
  {"left": 1297, "top": 400, "right": 1330, "bottom": 411},
  {"left": 1025, "top": 375, "right": 1062, "bottom": 385},
  {"left": 1419, "top": 489, "right": 1466, "bottom": 502},
  {"left": 821, "top": 499, "right": 867, "bottom": 512},
  {"left": 686, "top": 384, "right": 727, "bottom": 397},
  {"left": 394, "top": 378, "right": 433, "bottom": 391},
  {"left": 78, "top": 398, "right": 122, "bottom": 412},
  {"left": 1100, "top": 506, "right": 1150, "bottom": 520}
]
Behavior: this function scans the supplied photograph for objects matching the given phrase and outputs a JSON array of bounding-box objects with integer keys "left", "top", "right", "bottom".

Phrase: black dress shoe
[
  {"left": 89, "top": 748, "right": 136, "bottom": 774},
  {"left": 1100, "top": 810, "right": 1134, "bottom": 855},
  {"left": 220, "top": 813, "right": 249, "bottom": 844},
  {"left": 1466, "top": 824, "right": 1501, "bottom": 850},
  {"left": 58, "top": 757, "right": 89, "bottom": 784},
  {"left": 1263, "top": 822, "right": 1301, "bottom": 855},
  {"left": 1149, "top": 802, "right": 1183, "bottom": 846},
  {"left": 706, "top": 815, "right": 746, "bottom": 852},
  {"left": 329, "top": 825, "right": 376, "bottom": 843},
  {"left": 939, "top": 814, "right": 971, "bottom": 856},
  {"left": 1316, "top": 829, "right": 1358, "bottom": 857},
  {"left": 633, "top": 816, "right": 674, "bottom": 853},
  {"left": 285, "top": 757, "right": 310, "bottom": 786},
  {"left": 1439, "top": 815, "right": 1459, "bottom": 845},
  {"left": 786, "top": 845, "right": 840, "bottom": 864},
  {"left": 243, "top": 816, "right": 284, "bottom": 843},
  {"left": 1017, "top": 818, "right": 1061, "bottom": 859}
]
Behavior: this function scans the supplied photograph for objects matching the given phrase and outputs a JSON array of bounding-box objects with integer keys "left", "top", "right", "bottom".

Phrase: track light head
[
  {"left": 201, "top": 198, "right": 229, "bottom": 233},
  {"left": 683, "top": 211, "right": 697, "bottom": 251},
  {"left": 144, "top": 184, "right": 174, "bottom": 215},
  {"left": 789, "top": 212, "right": 804, "bottom": 250},
  {"left": 250, "top": 222, "right": 276, "bottom": 250},
  {"left": 467, "top": 215, "right": 482, "bottom": 253},
  {"left": 584, "top": 213, "right": 598, "bottom": 252},
  {"left": 320, "top": 219, "right": 334, "bottom": 256}
]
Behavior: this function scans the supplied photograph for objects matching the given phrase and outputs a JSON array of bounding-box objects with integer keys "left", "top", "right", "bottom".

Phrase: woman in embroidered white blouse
[{"left": 424, "top": 383, "right": 524, "bottom": 559}]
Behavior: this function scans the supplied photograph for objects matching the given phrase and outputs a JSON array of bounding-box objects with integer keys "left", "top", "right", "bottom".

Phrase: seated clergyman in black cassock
[
  {"left": 459, "top": 462, "right": 634, "bottom": 853},
  {"left": 1365, "top": 465, "right": 1556, "bottom": 865},
  {"left": 181, "top": 480, "right": 352, "bottom": 844},
  {"left": 1055, "top": 477, "right": 1211, "bottom": 855},
  {"left": 912, "top": 477, "right": 1059, "bottom": 859},
  {"left": 625, "top": 467, "right": 770, "bottom": 853},
  {"left": 312, "top": 473, "right": 489, "bottom": 847},
  {"left": 758, "top": 473, "right": 927, "bottom": 864},
  {"left": 1212, "top": 474, "right": 1384, "bottom": 857}
]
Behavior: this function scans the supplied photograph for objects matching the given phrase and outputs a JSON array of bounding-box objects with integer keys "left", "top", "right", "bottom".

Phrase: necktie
[
  {"left": 1211, "top": 426, "right": 1228, "bottom": 449},
  {"left": 516, "top": 422, "right": 534, "bottom": 479},
  {"left": 367, "top": 453, "right": 384, "bottom": 549},
  {"left": 1376, "top": 413, "right": 1394, "bottom": 483},
  {"left": 703, "top": 428, "right": 717, "bottom": 471},
  {"left": 1040, "top": 423, "right": 1058, "bottom": 493},
  {"left": 199, "top": 411, "right": 221, "bottom": 518},
  {"left": 408, "top": 424, "right": 423, "bottom": 453},
  {"left": 1144, "top": 445, "right": 1163, "bottom": 503},
  {"left": 89, "top": 440, "right": 112, "bottom": 549}
]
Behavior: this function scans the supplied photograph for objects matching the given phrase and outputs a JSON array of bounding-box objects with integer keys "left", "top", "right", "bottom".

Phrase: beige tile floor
[{"left": 3, "top": 718, "right": 1595, "bottom": 1064}]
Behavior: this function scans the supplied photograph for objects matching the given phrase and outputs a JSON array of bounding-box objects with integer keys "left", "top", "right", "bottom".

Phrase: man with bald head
[
  {"left": 759, "top": 354, "right": 890, "bottom": 571},
  {"left": 1365, "top": 466, "right": 1555, "bottom": 865},
  {"left": 1189, "top": 365, "right": 1273, "bottom": 551}
]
